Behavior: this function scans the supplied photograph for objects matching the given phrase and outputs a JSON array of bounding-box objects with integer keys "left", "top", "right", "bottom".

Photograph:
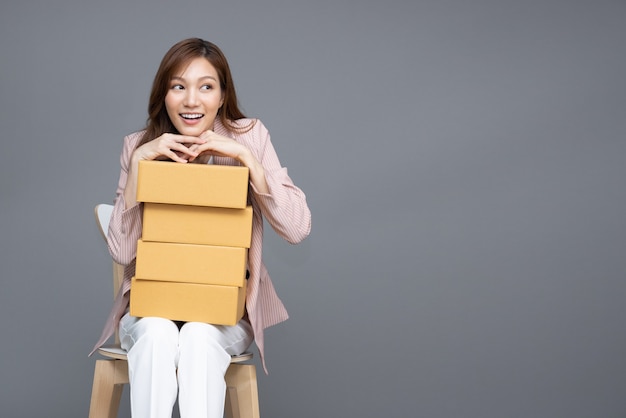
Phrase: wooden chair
[{"left": 89, "top": 204, "right": 260, "bottom": 418}]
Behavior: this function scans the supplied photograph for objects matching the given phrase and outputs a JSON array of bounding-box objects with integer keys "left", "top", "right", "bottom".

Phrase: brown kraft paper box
[
  {"left": 130, "top": 277, "right": 247, "bottom": 326},
  {"left": 131, "top": 159, "right": 252, "bottom": 325},
  {"left": 136, "top": 160, "right": 249, "bottom": 209},
  {"left": 135, "top": 239, "right": 248, "bottom": 287},
  {"left": 141, "top": 203, "right": 253, "bottom": 248}
]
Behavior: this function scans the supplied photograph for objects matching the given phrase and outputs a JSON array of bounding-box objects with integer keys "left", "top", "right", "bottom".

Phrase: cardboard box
[
  {"left": 137, "top": 160, "right": 249, "bottom": 209},
  {"left": 130, "top": 277, "right": 246, "bottom": 326},
  {"left": 135, "top": 239, "right": 247, "bottom": 287},
  {"left": 142, "top": 203, "right": 253, "bottom": 247}
]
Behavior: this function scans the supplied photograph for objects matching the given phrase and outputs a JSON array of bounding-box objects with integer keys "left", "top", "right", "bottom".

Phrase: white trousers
[{"left": 119, "top": 313, "right": 253, "bottom": 418}]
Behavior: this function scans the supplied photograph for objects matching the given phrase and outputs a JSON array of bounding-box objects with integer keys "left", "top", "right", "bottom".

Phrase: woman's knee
[
  {"left": 178, "top": 322, "right": 231, "bottom": 373},
  {"left": 128, "top": 317, "right": 179, "bottom": 349},
  {"left": 178, "top": 322, "right": 223, "bottom": 346},
  {"left": 178, "top": 321, "right": 252, "bottom": 356}
]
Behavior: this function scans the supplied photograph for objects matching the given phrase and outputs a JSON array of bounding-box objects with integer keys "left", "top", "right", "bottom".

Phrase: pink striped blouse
[{"left": 91, "top": 118, "right": 311, "bottom": 372}]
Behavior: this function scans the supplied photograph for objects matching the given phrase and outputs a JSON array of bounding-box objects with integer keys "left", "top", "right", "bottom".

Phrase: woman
[{"left": 91, "top": 38, "right": 311, "bottom": 417}]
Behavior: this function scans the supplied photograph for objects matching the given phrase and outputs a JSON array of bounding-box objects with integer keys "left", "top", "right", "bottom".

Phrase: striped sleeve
[
  {"left": 246, "top": 121, "right": 312, "bottom": 244},
  {"left": 107, "top": 132, "right": 144, "bottom": 266}
]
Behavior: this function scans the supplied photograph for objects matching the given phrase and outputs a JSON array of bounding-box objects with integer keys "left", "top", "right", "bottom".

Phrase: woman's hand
[
  {"left": 123, "top": 133, "right": 207, "bottom": 208},
  {"left": 189, "top": 130, "right": 270, "bottom": 194},
  {"left": 188, "top": 130, "right": 247, "bottom": 162},
  {"left": 135, "top": 133, "right": 207, "bottom": 163}
]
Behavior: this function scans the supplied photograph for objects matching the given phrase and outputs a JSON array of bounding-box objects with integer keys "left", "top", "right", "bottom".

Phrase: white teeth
[{"left": 181, "top": 113, "right": 203, "bottom": 119}]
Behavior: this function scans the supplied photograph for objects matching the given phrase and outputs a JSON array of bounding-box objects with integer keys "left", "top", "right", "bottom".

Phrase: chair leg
[
  {"left": 224, "top": 364, "right": 260, "bottom": 418},
  {"left": 88, "top": 359, "right": 129, "bottom": 418}
]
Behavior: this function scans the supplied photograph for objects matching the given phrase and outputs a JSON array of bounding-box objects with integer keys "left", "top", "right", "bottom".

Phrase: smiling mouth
[{"left": 180, "top": 113, "right": 204, "bottom": 120}]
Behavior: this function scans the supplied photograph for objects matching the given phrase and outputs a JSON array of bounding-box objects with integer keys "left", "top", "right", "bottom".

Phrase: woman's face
[{"left": 165, "top": 57, "right": 224, "bottom": 136}]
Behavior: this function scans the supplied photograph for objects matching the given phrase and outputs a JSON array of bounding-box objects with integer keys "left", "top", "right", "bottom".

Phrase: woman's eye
[
  {"left": 201, "top": 84, "right": 213, "bottom": 90},
  {"left": 171, "top": 84, "right": 184, "bottom": 90}
]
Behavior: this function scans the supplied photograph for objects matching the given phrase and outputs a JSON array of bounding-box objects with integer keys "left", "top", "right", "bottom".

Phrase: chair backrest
[
  {"left": 94, "top": 204, "right": 125, "bottom": 298},
  {"left": 95, "top": 204, "right": 113, "bottom": 239}
]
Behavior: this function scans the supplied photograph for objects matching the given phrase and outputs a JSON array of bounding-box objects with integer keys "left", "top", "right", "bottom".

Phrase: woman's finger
[
  {"left": 168, "top": 134, "right": 207, "bottom": 146},
  {"left": 159, "top": 134, "right": 205, "bottom": 160}
]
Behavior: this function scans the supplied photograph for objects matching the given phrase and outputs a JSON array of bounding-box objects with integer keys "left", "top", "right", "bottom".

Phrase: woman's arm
[
  {"left": 246, "top": 123, "right": 311, "bottom": 244},
  {"left": 191, "top": 121, "right": 311, "bottom": 244},
  {"left": 107, "top": 133, "right": 144, "bottom": 265},
  {"left": 107, "top": 132, "right": 208, "bottom": 265}
]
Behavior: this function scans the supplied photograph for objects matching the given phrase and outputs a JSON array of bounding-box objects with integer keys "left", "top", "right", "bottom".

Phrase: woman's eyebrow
[{"left": 171, "top": 75, "right": 218, "bottom": 82}]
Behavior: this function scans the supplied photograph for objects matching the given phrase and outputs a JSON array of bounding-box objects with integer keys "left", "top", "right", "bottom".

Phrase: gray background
[{"left": 1, "top": 0, "right": 625, "bottom": 417}]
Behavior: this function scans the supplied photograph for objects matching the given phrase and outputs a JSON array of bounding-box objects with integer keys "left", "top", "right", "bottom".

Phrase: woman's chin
[
  {"left": 175, "top": 121, "right": 215, "bottom": 137},
  {"left": 175, "top": 126, "right": 204, "bottom": 137}
]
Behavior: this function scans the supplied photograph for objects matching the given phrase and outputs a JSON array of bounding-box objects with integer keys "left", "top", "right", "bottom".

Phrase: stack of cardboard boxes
[{"left": 129, "top": 160, "right": 252, "bottom": 325}]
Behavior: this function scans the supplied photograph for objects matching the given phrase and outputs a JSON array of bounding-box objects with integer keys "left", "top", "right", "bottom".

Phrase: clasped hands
[{"left": 137, "top": 130, "right": 248, "bottom": 166}]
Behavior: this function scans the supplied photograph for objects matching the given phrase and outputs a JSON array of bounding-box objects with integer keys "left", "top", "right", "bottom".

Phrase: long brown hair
[{"left": 138, "top": 38, "right": 251, "bottom": 147}]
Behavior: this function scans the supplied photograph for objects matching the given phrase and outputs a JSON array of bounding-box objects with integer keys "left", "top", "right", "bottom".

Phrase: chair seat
[
  {"left": 97, "top": 344, "right": 254, "bottom": 363},
  {"left": 97, "top": 345, "right": 127, "bottom": 360}
]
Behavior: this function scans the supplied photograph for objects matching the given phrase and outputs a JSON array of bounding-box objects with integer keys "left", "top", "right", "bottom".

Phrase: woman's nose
[{"left": 183, "top": 89, "right": 199, "bottom": 107}]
